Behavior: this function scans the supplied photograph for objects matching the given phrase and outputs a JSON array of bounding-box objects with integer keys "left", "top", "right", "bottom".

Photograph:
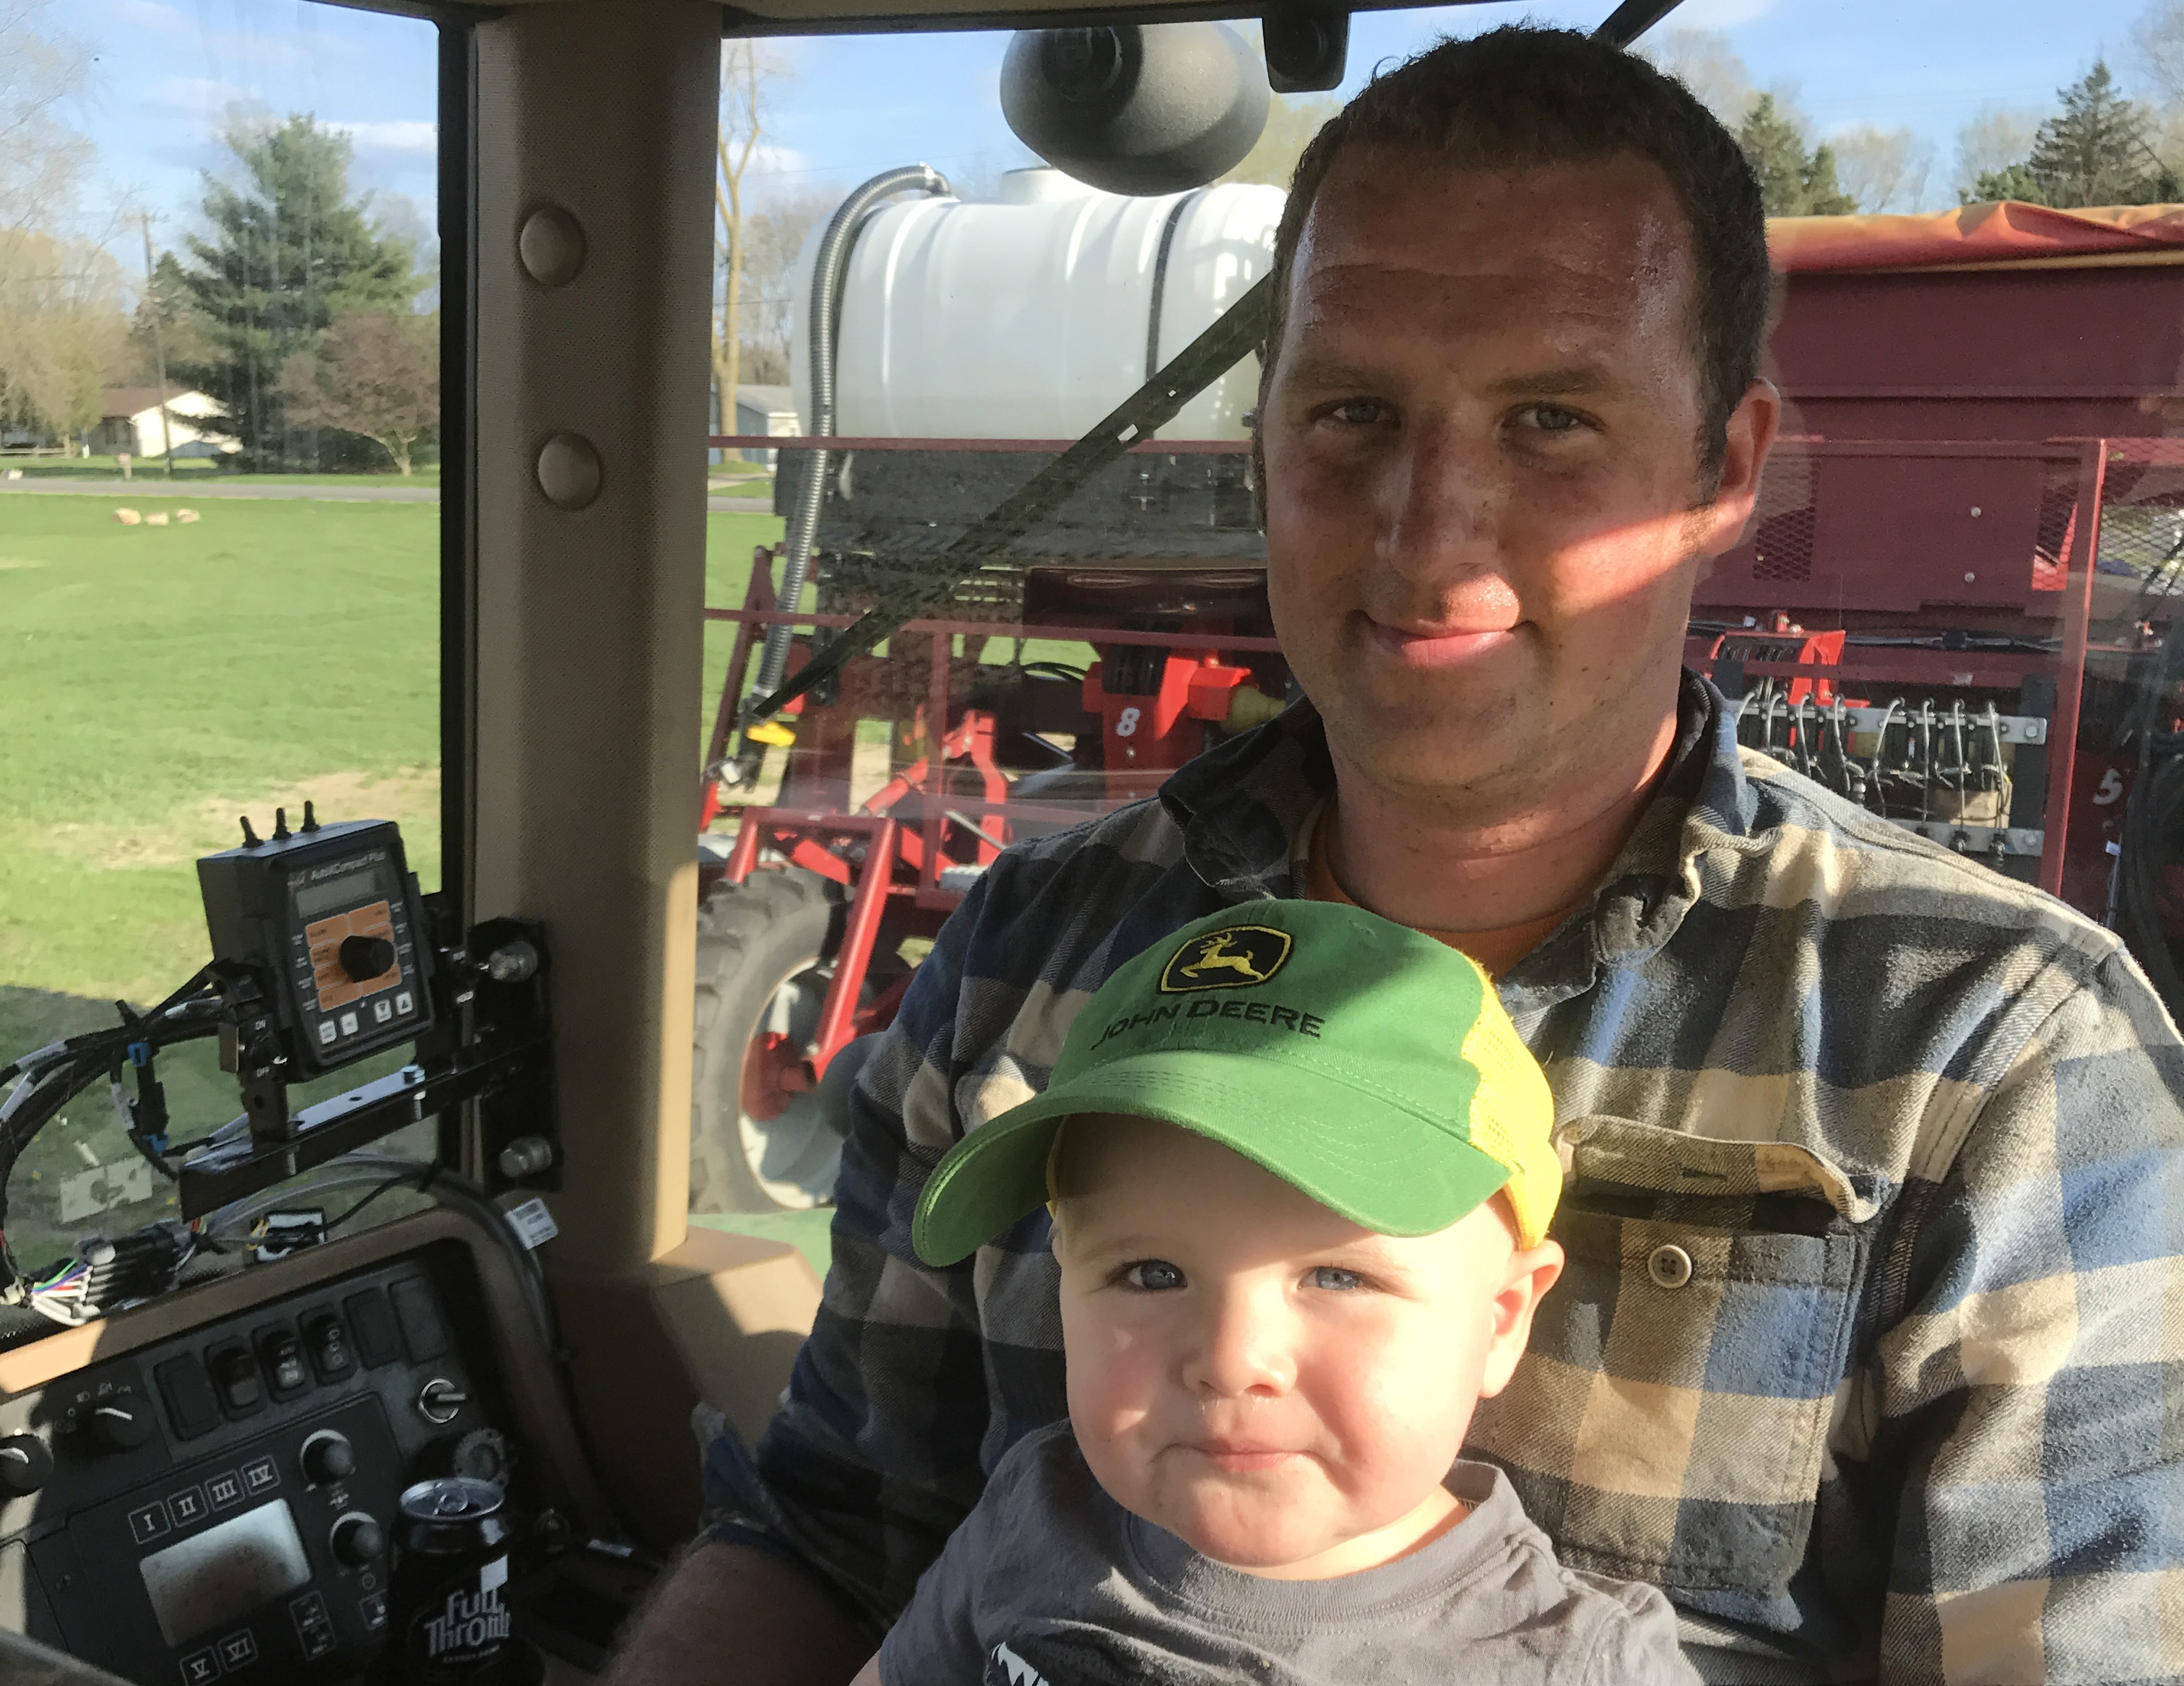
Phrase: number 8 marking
[{"left": 1116, "top": 706, "right": 1141, "bottom": 738}]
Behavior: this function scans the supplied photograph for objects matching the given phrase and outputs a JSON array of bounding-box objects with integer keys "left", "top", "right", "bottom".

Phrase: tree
[
  {"left": 1738, "top": 94, "right": 1857, "bottom": 216},
  {"left": 1221, "top": 95, "right": 1342, "bottom": 189},
  {"left": 277, "top": 311, "right": 438, "bottom": 475},
  {"left": 733, "top": 189, "right": 831, "bottom": 388},
  {"left": 1643, "top": 27, "right": 1759, "bottom": 128},
  {"left": 119, "top": 251, "right": 212, "bottom": 386},
  {"left": 1831, "top": 128, "right": 1936, "bottom": 213},
  {"left": 1954, "top": 107, "right": 2042, "bottom": 201},
  {"left": 2029, "top": 61, "right": 2178, "bottom": 204},
  {"left": 714, "top": 43, "right": 781, "bottom": 433},
  {"left": 1964, "top": 61, "right": 2178, "bottom": 206},
  {"left": 2134, "top": 0, "right": 2184, "bottom": 109},
  {"left": 0, "top": 227, "right": 124, "bottom": 440},
  {"left": 175, "top": 115, "right": 418, "bottom": 468},
  {"left": 0, "top": 0, "right": 90, "bottom": 235}
]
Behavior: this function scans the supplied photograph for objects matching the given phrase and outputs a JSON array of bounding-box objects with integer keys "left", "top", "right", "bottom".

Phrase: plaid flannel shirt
[{"left": 705, "top": 673, "right": 2184, "bottom": 1685}]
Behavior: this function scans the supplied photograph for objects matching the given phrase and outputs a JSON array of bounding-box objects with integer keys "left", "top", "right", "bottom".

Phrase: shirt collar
[{"left": 1160, "top": 670, "right": 1751, "bottom": 1002}]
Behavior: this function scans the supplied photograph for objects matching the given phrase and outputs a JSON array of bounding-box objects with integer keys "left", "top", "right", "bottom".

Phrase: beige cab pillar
[{"left": 468, "top": 1, "right": 821, "bottom": 1552}]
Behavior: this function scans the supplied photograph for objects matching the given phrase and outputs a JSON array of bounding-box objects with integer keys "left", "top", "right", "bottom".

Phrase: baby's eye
[
  {"left": 1307, "top": 1266, "right": 1366, "bottom": 1292},
  {"left": 1122, "top": 1259, "right": 1186, "bottom": 1292}
]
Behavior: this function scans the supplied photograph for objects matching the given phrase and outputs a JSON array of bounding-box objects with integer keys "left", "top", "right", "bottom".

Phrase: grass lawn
[
  {"left": 6, "top": 455, "right": 444, "bottom": 488},
  {"left": 0, "top": 492, "right": 781, "bottom": 1263}
]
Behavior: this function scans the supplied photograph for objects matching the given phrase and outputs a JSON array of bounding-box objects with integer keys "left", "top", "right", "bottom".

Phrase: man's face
[
  {"left": 1258, "top": 148, "right": 1775, "bottom": 813},
  {"left": 1054, "top": 1115, "right": 1560, "bottom": 1580}
]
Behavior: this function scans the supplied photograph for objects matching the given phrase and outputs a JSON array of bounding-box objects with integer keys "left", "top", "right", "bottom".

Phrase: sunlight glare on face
[{"left": 1260, "top": 151, "right": 1756, "bottom": 825}]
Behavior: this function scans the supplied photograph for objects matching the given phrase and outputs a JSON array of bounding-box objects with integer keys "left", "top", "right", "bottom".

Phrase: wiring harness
[{"left": 0, "top": 967, "right": 225, "bottom": 1304}]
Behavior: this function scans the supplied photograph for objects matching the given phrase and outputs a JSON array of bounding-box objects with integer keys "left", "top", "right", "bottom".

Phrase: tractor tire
[{"left": 690, "top": 868, "right": 847, "bottom": 1214}]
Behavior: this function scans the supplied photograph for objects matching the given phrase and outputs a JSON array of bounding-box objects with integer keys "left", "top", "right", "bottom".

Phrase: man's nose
[
  {"left": 1377, "top": 415, "right": 1503, "bottom": 589},
  {"left": 1180, "top": 1283, "right": 1297, "bottom": 1399}
]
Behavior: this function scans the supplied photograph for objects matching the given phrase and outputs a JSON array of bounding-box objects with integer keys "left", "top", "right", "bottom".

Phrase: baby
[{"left": 854, "top": 899, "right": 1696, "bottom": 1686}]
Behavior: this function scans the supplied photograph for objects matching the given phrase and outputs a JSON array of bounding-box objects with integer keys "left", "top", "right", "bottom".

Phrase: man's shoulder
[{"left": 1725, "top": 746, "right": 2124, "bottom": 968}]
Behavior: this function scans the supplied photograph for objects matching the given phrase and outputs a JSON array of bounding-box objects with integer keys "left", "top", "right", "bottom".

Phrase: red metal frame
[{"left": 709, "top": 433, "right": 2149, "bottom": 1090}]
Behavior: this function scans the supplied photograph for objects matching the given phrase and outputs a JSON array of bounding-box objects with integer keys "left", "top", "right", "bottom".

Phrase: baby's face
[{"left": 1054, "top": 1115, "right": 1562, "bottom": 1581}]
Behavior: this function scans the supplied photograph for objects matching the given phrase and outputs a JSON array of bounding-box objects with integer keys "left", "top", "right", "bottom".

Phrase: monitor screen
[
  {"left": 137, "top": 1498, "right": 312, "bottom": 1646},
  {"left": 293, "top": 863, "right": 391, "bottom": 922}
]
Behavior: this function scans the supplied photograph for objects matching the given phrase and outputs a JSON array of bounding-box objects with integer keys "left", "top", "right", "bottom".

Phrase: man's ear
[
  {"left": 1696, "top": 378, "right": 1782, "bottom": 560},
  {"left": 1477, "top": 1240, "right": 1564, "bottom": 1399}
]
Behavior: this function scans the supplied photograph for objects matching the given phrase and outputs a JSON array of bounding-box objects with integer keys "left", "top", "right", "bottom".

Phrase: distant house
[
  {"left": 93, "top": 388, "right": 240, "bottom": 460},
  {"left": 711, "top": 384, "right": 797, "bottom": 467}
]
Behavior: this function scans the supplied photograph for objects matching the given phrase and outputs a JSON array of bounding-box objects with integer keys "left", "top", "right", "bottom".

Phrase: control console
[{"left": 0, "top": 1250, "right": 511, "bottom": 1685}]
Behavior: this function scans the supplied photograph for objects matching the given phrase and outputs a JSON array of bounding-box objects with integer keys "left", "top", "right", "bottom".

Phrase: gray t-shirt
[{"left": 878, "top": 1423, "right": 1697, "bottom": 1686}]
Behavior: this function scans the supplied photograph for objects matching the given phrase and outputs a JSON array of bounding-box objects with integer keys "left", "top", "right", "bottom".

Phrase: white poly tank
[{"left": 790, "top": 168, "right": 1283, "bottom": 443}]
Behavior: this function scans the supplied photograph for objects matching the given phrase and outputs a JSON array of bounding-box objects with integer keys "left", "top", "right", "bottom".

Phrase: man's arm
[
  {"left": 600, "top": 1542, "right": 876, "bottom": 1686},
  {"left": 1873, "top": 947, "right": 2184, "bottom": 1681}
]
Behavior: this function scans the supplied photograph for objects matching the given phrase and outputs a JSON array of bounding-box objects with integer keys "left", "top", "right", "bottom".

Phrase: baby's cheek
[{"left": 1304, "top": 1322, "right": 1479, "bottom": 1501}]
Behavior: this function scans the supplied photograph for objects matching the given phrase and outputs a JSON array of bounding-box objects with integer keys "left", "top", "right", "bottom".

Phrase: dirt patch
[{"left": 45, "top": 767, "right": 442, "bottom": 870}]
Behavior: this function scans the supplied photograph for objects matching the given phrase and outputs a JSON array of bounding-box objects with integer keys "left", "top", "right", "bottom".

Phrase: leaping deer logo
[
  {"left": 1179, "top": 933, "right": 1271, "bottom": 983},
  {"left": 1159, "top": 924, "right": 1293, "bottom": 992}
]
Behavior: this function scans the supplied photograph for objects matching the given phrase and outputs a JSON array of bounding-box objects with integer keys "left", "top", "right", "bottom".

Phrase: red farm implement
[{"left": 685, "top": 204, "right": 2184, "bottom": 1214}]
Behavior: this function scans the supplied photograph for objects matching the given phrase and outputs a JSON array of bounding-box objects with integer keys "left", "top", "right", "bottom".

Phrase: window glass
[
  {"left": 695, "top": 0, "right": 2184, "bottom": 1232},
  {"left": 0, "top": 0, "right": 440, "bottom": 1271}
]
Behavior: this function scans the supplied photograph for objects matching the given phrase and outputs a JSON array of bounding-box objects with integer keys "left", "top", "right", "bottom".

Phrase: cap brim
[{"left": 912, "top": 1050, "right": 1515, "bottom": 1266}]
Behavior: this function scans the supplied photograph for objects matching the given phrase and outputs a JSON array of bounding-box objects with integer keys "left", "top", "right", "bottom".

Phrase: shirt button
[{"left": 1647, "top": 1243, "right": 1694, "bottom": 1289}]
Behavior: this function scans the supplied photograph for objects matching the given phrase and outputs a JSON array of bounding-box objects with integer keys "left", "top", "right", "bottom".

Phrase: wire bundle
[
  {"left": 25, "top": 1257, "right": 95, "bottom": 1327},
  {"left": 0, "top": 969, "right": 222, "bottom": 1294}
]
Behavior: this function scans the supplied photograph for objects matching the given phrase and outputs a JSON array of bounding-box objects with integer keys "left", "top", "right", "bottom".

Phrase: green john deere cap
[{"left": 912, "top": 899, "right": 1560, "bottom": 1267}]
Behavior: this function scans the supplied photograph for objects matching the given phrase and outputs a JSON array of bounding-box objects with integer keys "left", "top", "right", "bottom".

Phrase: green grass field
[
  {"left": 0, "top": 491, "right": 782, "bottom": 1262},
  {"left": 6, "top": 455, "right": 444, "bottom": 488}
]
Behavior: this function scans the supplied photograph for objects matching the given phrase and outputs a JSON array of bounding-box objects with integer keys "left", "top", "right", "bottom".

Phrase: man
[{"left": 612, "top": 27, "right": 2184, "bottom": 1685}]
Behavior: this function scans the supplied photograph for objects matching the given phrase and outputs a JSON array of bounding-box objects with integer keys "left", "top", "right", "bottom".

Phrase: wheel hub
[{"left": 739, "top": 1030, "right": 814, "bottom": 1122}]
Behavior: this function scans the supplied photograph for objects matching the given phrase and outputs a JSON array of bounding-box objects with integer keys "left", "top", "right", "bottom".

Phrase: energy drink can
[{"left": 384, "top": 1477, "right": 513, "bottom": 1683}]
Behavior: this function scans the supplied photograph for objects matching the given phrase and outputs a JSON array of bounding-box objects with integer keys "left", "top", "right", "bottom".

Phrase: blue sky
[{"left": 53, "top": 0, "right": 2182, "bottom": 276}]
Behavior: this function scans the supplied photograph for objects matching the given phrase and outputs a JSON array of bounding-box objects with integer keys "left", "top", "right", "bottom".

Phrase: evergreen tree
[
  {"left": 118, "top": 251, "right": 212, "bottom": 386},
  {"left": 1963, "top": 61, "right": 2181, "bottom": 207},
  {"left": 175, "top": 116, "right": 417, "bottom": 467},
  {"left": 1801, "top": 142, "right": 1859, "bottom": 217},
  {"left": 1736, "top": 95, "right": 1858, "bottom": 216}
]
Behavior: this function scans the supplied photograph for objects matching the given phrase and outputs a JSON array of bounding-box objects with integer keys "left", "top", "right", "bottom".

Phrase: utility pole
[{"left": 138, "top": 212, "right": 176, "bottom": 480}]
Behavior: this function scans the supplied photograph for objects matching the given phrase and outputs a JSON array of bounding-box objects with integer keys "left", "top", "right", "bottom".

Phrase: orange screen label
[{"left": 306, "top": 901, "right": 400, "bottom": 1011}]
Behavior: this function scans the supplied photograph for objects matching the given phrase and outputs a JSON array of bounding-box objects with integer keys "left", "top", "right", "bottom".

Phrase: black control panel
[
  {"left": 198, "top": 818, "right": 434, "bottom": 1078},
  {"left": 0, "top": 1249, "right": 511, "bottom": 1686}
]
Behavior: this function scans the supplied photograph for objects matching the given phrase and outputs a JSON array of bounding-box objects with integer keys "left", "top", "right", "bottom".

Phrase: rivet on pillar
[
  {"left": 519, "top": 204, "right": 586, "bottom": 287},
  {"left": 536, "top": 433, "right": 603, "bottom": 509}
]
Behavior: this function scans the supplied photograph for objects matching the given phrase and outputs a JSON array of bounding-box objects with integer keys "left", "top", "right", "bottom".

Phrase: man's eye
[
  {"left": 1307, "top": 1266, "right": 1366, "bottom": 1292},
  {"left": 1325, "top": 399, "right": 1388, "bottom": 427},
  {"left": 1517, "top": 404, "right": 1582, "bottom": 433},
  {"left": 1122, "top": 1260, "right": 1186, "bottom": 1292}
]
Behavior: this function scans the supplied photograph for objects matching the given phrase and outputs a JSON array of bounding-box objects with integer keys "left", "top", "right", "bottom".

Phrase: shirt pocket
[{"left": 1464, "top": 1113, "right": 1880, "bottom": 1598}]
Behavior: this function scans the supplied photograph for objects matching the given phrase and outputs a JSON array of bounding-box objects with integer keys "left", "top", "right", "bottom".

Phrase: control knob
[
  {"left": 338, "top": 933, "right": 397, "bottom": 982},
  {"left": 329, "top": 1511, "right": 385, "bottom": 1567},
  {"left": 0, "top": 1435, "right": 51, "bottom": 1497},
  {"left": 300, "top": 1429, "right": 357, "bottom": 1485},
  {"left": 416, "top": 1378, "right": 469, "bottom": 1425},
  {"left": 451, "top": 1427, "right": 511, "bottom": 1486},
  {"left": 86, "top": 1396, "right": 154, "bottom": 1452}
]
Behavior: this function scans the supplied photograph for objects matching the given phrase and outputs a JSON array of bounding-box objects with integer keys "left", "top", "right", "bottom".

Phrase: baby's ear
[{"left": 1477, "top": 1240, "right": 1565, "bottom": 1399}]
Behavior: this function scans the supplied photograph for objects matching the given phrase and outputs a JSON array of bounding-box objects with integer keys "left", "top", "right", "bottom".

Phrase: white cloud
[
  {"left": 98, "top": 0, "right": 190, "bottom": 38},
  {"left": 332, "top": 119, "right": 437, "bottom": 156},
  {"left": 150, "top": 75, "right": 254, "bottom": 113}
]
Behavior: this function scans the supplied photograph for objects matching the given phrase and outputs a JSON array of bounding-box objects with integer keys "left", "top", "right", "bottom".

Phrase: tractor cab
[{"left": 1, "top": 0, "right": 2182, "bottom": 1682}]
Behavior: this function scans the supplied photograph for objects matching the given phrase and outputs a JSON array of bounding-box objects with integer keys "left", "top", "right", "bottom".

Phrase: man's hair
[{"left": 1259, "top": 26, "right": 1769, "bottom": 489}]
